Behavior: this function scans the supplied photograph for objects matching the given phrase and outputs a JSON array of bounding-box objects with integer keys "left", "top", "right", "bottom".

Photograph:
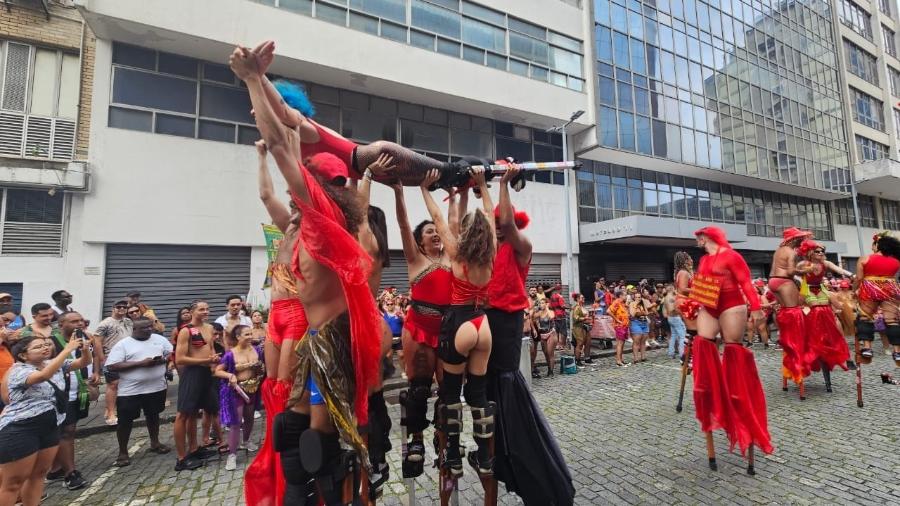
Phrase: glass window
[
  {"left": 462, "top": 17, "right": 505, "bottom": 52},
  {"left": 839, "top": 0, "right": 873, "bottom": 40},
  {"left": 461, "top": 1, "right": 505, "bottom": 26},
  {"left": 411, "top": 0, "right": 461, "bottom": 38},
  {"left": 652, "top": 119, "right": 667, "bottom": 157},
  {"left": 889, "top": 67, "right": 900, "bottom": 97},
  {"left": 342, "top": 109, "right": 397, "bottom": 143},
  {"left": 509, "top": 32, "right": 549, "bottom": 66},
  {"left": 598, "top": 76, "right": 616, "bottom": 106},
  {"left": 113, "top": 68, "right": 197, "bottom": 114},
  {"left": 350, "top": 0, "right": 406, "bottom": 23},
  {"left": 629, "top": 38, "right": 646, "bottom": 74},
  {"left": 613, "top": 31, "right": 630, "bottom": 69},
  {"left": 850, "top": 88, "right": 885, "bottom": 131},
  {"left": 437, "top": 38, "right": 460, "bottom": 56},
  {"left": 844, "top": 40, "right": 879, "bottom": 85},
  {"left": 199, "top": 84, "right": 252, "bottom": 124},
  {"left": 617, "top": 82, "right": 633, "bottom": 110},
  {"left": 112, "top": 43, "right": 155, "bottom": 70},
  {"left": 550, "top": 47, "right": 583, "bottom": 77},
  {"left": 279, "top": 0, "right": 312, "bottom": 14},
  {"left": 509, "top": 17, "right": 546, "bottom": 40},
  {"left": 596, "top": 25, "right": 613, "bottom": 63},
  {"left": 350, "top": 13, "right": 379, "bottom": 34},
  {"left": 855, "top": 135, "right": 890, "bottom": 161},
  {"left": 600, "top": 106, "right": 618, "bottom": 147},
  {"left": 57, "top": 54, "right": 80, "bottom": 119},
  {"left": 29, "top": 49, "right": 57, "bottom": 116},
  {"left": 154, "top": 113, "right": 195, "bottom": 137},
  {"left": 636, "top": 115, "right": 652, "bottom": 154},
  {"left": 158, "top": 52, "right": 198, "bottom": 78},
  {"left": 411, "top": 30, "right": 436, "bottom": 49},
  {"left": 884, "top": 26, "right": 897, "bottom": 58},
  {"left": 880, "top": 0, "right": 892, "bottom": 17},
  {"left": 5, "top": 189, "right": 63, "bottom": 223},
  {"left": 108, "top": 106, "right": 152, "bottom": 132},
  {"left": 400, "top": 119, "right": 448, "bottom": 152},
  {"left": 882, "top": 199, "right": 900, "bottom": 229},
  {"left": 198, "top": 120, "right": 236, "bottom": 142}
]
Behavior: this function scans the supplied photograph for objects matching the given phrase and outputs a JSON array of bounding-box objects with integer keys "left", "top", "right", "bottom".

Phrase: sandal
[
  {"left": 114, "top": 456, "right": 131, "bottom": 467},
  {"left": 148, "top": 444, "right": 171, "bottom": 455}
]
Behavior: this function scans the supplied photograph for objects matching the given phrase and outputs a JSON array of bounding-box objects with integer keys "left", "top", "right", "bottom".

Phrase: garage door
[
  {"left": 604, "top": 262, "right": 668, "bottom": 284},
  {"left": 103, "top": 244, "right": 251, "bottom": 329},
  {"left": 527, "top": 260, "right": 567, "bottom": 300}
]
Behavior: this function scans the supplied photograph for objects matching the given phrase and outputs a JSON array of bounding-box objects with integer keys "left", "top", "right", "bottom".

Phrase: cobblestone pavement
[{"left": 45, "top": 341, "right": 900, "bottom": 505}]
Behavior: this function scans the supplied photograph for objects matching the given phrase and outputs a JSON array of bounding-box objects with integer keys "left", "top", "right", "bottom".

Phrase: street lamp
[{"left": 546, "top": 109, "right": 585, "bottom": 303}]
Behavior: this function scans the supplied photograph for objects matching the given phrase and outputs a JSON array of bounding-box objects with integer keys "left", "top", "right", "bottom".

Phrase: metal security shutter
[
  {"left": 527, "top": 261, "right": 567, "bottom": 299},
  {"left": 0, "top": 283, "right": 23, "bottom": 313},
  {"left": 604, "top": 262, "right": 668, "bottom": 284},
  {"left": 379, "top": 251, "right": 410, "bottom": 294},
  {"left": 749, "top": 264, "right": 766, "bottom": 279},
  {"left": 103, "top": 244, "right": 251, "bottom": 329}
]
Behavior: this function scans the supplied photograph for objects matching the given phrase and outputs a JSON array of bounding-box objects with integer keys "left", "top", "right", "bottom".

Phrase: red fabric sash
[
  {"left": 244, "top": 378, "right": 292, "bottom": 506},
  {"left": 776, "top": 306, "right": 809, "bottom": 383},
  {"left": 290, "top": 159, "right": 380, "bottom": 424},
  {"left": 691, "top": 338, "right": 736, "bottom": 443},
  {"left": 722, "top": 344, "right": 774, "bottom": 456},
  {"left": 805, "top": 306, "right": 850, "bottom": 372}
]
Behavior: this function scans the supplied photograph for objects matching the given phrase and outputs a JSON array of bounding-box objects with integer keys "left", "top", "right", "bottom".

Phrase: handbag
[{"left": 48, "top": 376, "right": 69, "bottom": 414}]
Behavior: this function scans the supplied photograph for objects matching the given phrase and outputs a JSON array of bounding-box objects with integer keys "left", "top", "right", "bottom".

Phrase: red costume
[
  {"left": 300, "top": 121, "right": 359, "bottom": 181},
  {"left": 771, "top": 227, "right": 814, "bottom": 385},
  {"left": 691, "top": 227, "right": 773, "bottom": 459},
  {"left": 798, "top": 241, "right": 849, "bottom": 373},
  {"left": 487, "top": 242, "right": 530, "bottom": 313},
  {"left": 405, "top": 263, "right": 453, "bottom": 348},
  {"left": 245, "top": 378, "right": 296, "bottom": 506},
  {"left": 858, "top": 253, "right": 900, "bottom": 302}
]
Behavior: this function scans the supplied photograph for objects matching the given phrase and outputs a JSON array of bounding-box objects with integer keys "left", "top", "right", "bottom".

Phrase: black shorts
[
  {"left": 62, "top": 400, "right": 88, "bottom": 427},
  {"left": 117, "top": 389, "right": 167, "bottom": 422},
  {"left": 0, "top": 410, "right": 60, "bottom": 463},
  {"left": 554, "top": 318, "right": 568, "bottom": 338},
  {"left": 438, "top": 305, "right": 485, "bottom": 365},
  {"left": 177, "top": 365, "right": 219, "bottom": 414}
]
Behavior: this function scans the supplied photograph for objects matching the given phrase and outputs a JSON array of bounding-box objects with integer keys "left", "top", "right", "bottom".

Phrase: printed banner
[{"left": 262, "top": 224, "right": 284, "bottom": 288}]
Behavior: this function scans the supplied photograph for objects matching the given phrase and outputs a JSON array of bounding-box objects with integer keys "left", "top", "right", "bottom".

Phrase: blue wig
[{"left": 272, "top": 79, "right": 316, "bottom": 118}]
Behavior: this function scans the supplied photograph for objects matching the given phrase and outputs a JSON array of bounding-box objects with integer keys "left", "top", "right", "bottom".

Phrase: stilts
[
  {"left": 706, "top": 432, "right": 717, "bottom": 471},
  {"left": 468, "top": 402, "right": 498, "bottom": 506},
  {"left": 854, "top": 335, "right": 865, "bottom": 408},
  {"left": 747, "top": 445, "right": 756, "bottom": 476},
  {"left": 821, "top": 361, "right": 832, "bottom": 393},
  {"left": 676, "top": 337, "right": 693, "bottom": 413},
  {"left": 433, "top": 400, "right": 460, "bottom": 506},
  {"left": 398, "top": 390, "right": 418, "bottom": 505}
]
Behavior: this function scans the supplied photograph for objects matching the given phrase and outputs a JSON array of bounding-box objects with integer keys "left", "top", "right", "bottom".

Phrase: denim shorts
[{"left": 629, "top": 318, "right": 649, "bottom": 335}]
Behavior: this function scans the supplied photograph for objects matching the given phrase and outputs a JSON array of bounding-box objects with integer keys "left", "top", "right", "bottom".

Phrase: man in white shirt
[
  {"left": 105, "top": 317, "right": 173, "bottom": 467},
  {"left": 213, "top": 295, "right": 252, "bottom": 338}
]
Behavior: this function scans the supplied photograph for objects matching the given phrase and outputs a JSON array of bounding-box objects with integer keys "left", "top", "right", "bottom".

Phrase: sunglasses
[
  {"left": 127, "top": 309, "right": 140, "bottom": 314},
  {"left": 115, "top": 305, "right": 128, "bottom": 310}
]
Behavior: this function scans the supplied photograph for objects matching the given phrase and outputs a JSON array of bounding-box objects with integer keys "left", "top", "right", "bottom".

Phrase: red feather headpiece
[
  {"left": 494, "top": 205, "right": 530, "bottom": 230},
  {"left": 693, "top": 226, "right": 730, "bottom": 248}
]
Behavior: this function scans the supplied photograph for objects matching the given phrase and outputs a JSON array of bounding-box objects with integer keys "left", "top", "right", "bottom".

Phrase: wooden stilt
[
  {"left": 821, "top": 361, "right": 832, "bottom": 393},
  {"left": 854, "top": 335, "right": 864, "bottom": 408},
  {"left": 747, "top": 445, "right": 756, "bottom": 476},
  {"left": 676, "top": 339, "right": 693, "bottom": 413},
  {"left": 435, "top": 404, "right": 459, "bottom": 506},
  {"left": 798, "top": 379, "right": 806, "bottom": 400},
  {"left": 705, "top": 432, "right": 717, "bottom": 471},
  {"left": 782, "top": 376, "right": 788, "bottom": 392},
  {"left": 478, "top": 437, "right": 498, "bottom": 506}
]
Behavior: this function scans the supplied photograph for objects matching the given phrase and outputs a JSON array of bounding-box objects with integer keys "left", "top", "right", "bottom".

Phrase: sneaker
[
  {"left": 189, "top": 447, "right": 218, "bottom": 460},
  {"left": 64, "top": 470, "right": 88, "bottom": 491},
  {"left": 241, "top": 440, "right": 258, "bottom": 452},
  {"left": 174, "top": 457, "right": 203, "bottom": 471},
  {"left": 584, "top": 357, "right": 594, "bottom": 364},
  {"left": 46, "top": 469, "right": 65, "bottom": 482},
  {"left": 224, "top": 454, "right": 237, "bottom": 471}
]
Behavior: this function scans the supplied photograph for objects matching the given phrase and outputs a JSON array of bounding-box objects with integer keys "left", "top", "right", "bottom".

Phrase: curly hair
[
  {"left": 314, "top": 174, "right": 364, "bottom": 235},
  {"left": 674, "top": 251, "right": 693, "bottom": 279},
  {"left": 455, "top": 209, "right": 495, "bottom": 267},
  {"left": 875, "top": 234, "right": 900, "bottom": 260}
]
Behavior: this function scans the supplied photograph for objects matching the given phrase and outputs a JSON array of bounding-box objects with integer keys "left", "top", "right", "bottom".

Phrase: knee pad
[
  {"left": 886, "top": 324, "right": 900, "bottom": 346},
  {"left": 463, "top": 373, "right": 487, "bottom": 408},
  {"left": 299, "top": 430, "right": 356, "bottom": 503},
  {"left": 402, "top": 379, "right": 432, "bottom": 434},
  {"left": 273, "top": 411, "right": 310, "bottom": 453},
  {"left": 440, "top": 403, "right": 464, "bottom": 437},
  {"left": 856, "top": 320, "right": 876, "bottom": 342},
  {"left": 470, "top": 401, "right": 496, "bottom": 440}
]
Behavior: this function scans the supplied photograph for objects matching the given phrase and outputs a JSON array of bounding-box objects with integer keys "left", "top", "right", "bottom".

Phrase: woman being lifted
[{"left": 420, "top": 167, "right": 497, "bottom": 478}]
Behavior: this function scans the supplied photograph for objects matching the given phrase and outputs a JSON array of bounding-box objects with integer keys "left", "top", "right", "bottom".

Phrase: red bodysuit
[
  {"left": 450, "top": 265, "right": 489, "bottom": 330},
  {"left": 859, "top": 254, "right": 900, "bottom": 302},
  {"left": 300, "top": 121, "right": 359, "bottom": 181},
  {"left": 696, "top": 248, "right": 761, "bottom": 318},
  {"left": 487, "top": 243, "right": 530, "bottom": 312},
  {"left": 405, "top": 263, "right": 453, "bottom": 348}
]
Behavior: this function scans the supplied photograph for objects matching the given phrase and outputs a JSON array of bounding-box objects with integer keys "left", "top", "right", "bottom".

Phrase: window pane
[
  {"left": 461, "top": 1, "right": 505, "bottom": 26},
  {"left": 238, "top": 125, "right": 260, "bottom": 145},
  {"left": 279, "top": 0, "right": 312, "bottom": 14},
  {"left": 550, "top": 47, "right": 582, "bottom": 77},
  {"left": 200, "top": 84, "right": 252, "bottom": 123},
  {"left": 108, "top": 106, "right": 152, "bottom": 132},
  {"left": 113, "top": 68, "right": 197, "bottom": 114},
  {"left": 411, "top": 0, "right": 461, "bottom": 38},
  {"left": 350, "top": 12, "right": 379, "bottom": 34},
  {"left": 198, "top": 120, "right": 235, "bottom": 142},
  {"left": 155, "top": 114, "right": 195, "bottom": 138},
  {"left": 158, "top": 52, "right": 198, "bottom": 78},
  {"left": 599, "top": 106, "right": 617, "bottom": 147},
  {"left": 598, "top": 76, "right": 616, "bottom": 106},
  {"left": 57, "top": 54, "right": 80, "bottom": 119},
  {"left": 451, "top": 128, "right": 491, "bottom": 157},
  {"left": 350, "top": 0, "right": 406, "bottom": 23},
  {"left": 495, "top": 136, "right": 532, "bottom": 161},
  {"left": 463, "top": 45, "right": 485, "bottom": 64},
  {"left": 30, "top": 49, "right": 57, "bottom": 116},
  {"left": 381, "top": 21, "right": 408, "bottom": 42},
  {"left": 617, "top": 82, "right": 633, "bottom": 110},
  {"left": 202, "top": 63, "right": 235, "bottom": 84},
  {"left": 400, "top": 119, "right": 448, "bottom": 152},
  {"left": 509, "top": 17, "right": 546, "bottom": 40},
  {"left": 636, "top": 115, "right": 652, "bottom": 154},
  {"left": 112, "top": 43, "right": 155, "bottom": 70},
  {"left": 618, "top": 111, "right": 635, "bottom": 150},
  {"left": 410, "top": 30, "right": 436, "bottom": 49},
  {"left": 5, "top": 189, "right": 63, "bottom": 223},
  {"left": 462, "top": 17, "right": 505, "bottom": 52},
  {"left": 317, "top": 2, "right": 348, "bottom": 25},
  {"left": 510, "top": 32, "right": 549, "bottom": 65},
  {"left": 342, "top": 109, "right": 397, "bottom": 142},
  {"left": 437, "top": 38, "right": 461, "bottom": 57}
]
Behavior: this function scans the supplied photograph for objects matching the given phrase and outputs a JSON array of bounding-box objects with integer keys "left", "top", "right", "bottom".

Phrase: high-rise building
[{"left": 574, "top": 0, "right": 859, "bottom": 282}]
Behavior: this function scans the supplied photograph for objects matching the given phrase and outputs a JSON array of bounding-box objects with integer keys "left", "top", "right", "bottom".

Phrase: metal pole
[
  {"left": 849, "top": 176, "right": 867, "bottom": 260},
  {"left": 562, "top": 124, "right": 577, "bottom": 351}
]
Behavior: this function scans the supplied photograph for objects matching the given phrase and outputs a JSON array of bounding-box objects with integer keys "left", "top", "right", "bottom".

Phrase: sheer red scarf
[{"left": 290, "top": 161, "right": 380, "bottom": 424}]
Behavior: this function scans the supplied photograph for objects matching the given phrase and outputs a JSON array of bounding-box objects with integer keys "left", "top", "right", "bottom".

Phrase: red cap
[
  {"left": 781, "top": 227, "right": 813, "bottom": 246},
  {"left": 693, "top": 226, "right": 730, "bottom": 248},
  {"left": 306, "top": 152, "right": 350, "bottom": 185}
]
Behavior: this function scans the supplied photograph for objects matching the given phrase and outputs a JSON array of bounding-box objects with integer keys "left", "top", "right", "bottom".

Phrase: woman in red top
[
  {"left": 389, "top": 180, "right": 455, "bottom": 473},
  {"left": 854, "top": 232, "right": 900, "bottom": 364},
  {"left": 691, "top": 227, "right": 772, "bottom": 475},
  {"left": 421, "top": 168, "right": 496, "bottom": 478}
]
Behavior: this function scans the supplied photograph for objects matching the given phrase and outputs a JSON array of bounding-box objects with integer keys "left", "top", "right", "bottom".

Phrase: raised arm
[
  {"left": 420, "top": 169, "right": 457, "bottom": 258},
  {"left": 25, "top": 338, "right": 83, "bottom": 386},
  {"left": 257, "top": 140, "right": 291, "bottom": 233},
  {"left": 447, "top": 188, "right": 460, "bottom": 238},
  {"left": 497, "top": 164, "right": 532, "bottom": 264},
  {"left": 392, "top": 183, "right": 419, "bottom": 264},
  {"left": 230, "top": 46, "right": 310, "bottom": 205}
]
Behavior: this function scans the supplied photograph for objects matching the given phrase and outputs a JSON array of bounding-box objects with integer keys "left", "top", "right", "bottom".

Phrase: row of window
[
  {"left": 850, "top": 87, "right": 884, "bottom": 131},
  {"left": 575, "top": 160, "right": 833, "bottom": 240},
  {"left": 839, "top": 0, "right": 873, "bottom": 41},
  {"left": 855, "top": 134, "right": 890, "bottom": 162},
  {"left": 844, "top": 39, "right": 878, "bottom": 86},
  {"left": 0, "top": 40, "right": 79, "bottom": 119},
  {"left": 253, "top": 0, "right": 584, "bottom": 91},
  {"left": 833, "top": 195, "right": 900, "bottom": 232}
]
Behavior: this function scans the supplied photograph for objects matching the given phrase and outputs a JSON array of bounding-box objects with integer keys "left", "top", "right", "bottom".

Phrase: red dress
[
  {"left": 803, "top": 266, "right": 849, "bottom": 372},
  {"left": 404, "top": 263, "right": 453, "bottom": 348}
]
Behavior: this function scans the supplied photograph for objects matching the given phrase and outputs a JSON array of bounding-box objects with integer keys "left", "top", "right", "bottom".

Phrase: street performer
[
  {"left": 691, "top": 227, "right": 772, "bottom": 474},
  {"left": 485, "top": 164, "right": 575, "bottom": 506},
  {"left": 231, "top": 47, "right": 382, "bottom": 505},
  {"left": 796, "top": 240, "right": 851, "bottom": 387},
  {"left": 854, "top": 232, "right": 900, "bottom": 366},
  {"left": 768, "top": 227, "right": 815, "bottom": 399}
]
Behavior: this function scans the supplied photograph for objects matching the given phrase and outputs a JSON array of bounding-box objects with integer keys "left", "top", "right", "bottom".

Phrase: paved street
[{"left": 46, "top": 341, "right": 900, "bottom": 505}]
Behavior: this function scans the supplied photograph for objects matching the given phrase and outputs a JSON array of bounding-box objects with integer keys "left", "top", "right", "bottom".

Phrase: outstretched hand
[
  {"left": 367, "top": 153, "right": 396, "bottom": 177},
  {"left": 229, "top": 46, "right": 259, "bottom": 80},
  {"left": 470, "top": 166, "right": 487, "bottom": 187},
  {"left": 499, "top": 162, "right": 521, "bottom": 186},
  {"left": 251, "top": 40, "right": 275, "bottom": 74},
  {"left": 420, "top": 168, "right": 441, "bottom": 190}
]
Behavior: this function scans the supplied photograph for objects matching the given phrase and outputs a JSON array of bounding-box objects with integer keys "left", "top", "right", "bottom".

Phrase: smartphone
[{"left": 75, "top": 329, "right": 88, "bottom": 341}]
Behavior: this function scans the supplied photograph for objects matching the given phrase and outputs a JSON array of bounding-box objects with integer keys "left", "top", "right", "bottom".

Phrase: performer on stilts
[
  {"left": 484, "top": 164, "right": 575, "bottom": 506},
  {"left": 796, "top": 240, "right": 852, "bottom": 393},
  {"left": 690, "top": 227, "right": 773, "bottom": 474},
  {"left": 419, "top": 168, "right": 497, "bottom": 482},
  {"left": 232, "top": 47, "right": 382, "bottom": 505},
  {"left": 244, "top": 41, "right": 524, "bottom": 190},
  {"left": 768, "top": 227, "right": 815, "bottom": 400},
  {"left": 854, "top": 232, "right": 900, "bottom": 366},
  {"left": 388, "top": 180, "right": 456, "bottom": 481},
  {"left": 245, "top": 139, "right": 309, "bottom": 506}
]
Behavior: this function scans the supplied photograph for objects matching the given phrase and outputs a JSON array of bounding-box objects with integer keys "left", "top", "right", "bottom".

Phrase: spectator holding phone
[{"left": 105, "top": 317, "right": 173, "bottom": 467}]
